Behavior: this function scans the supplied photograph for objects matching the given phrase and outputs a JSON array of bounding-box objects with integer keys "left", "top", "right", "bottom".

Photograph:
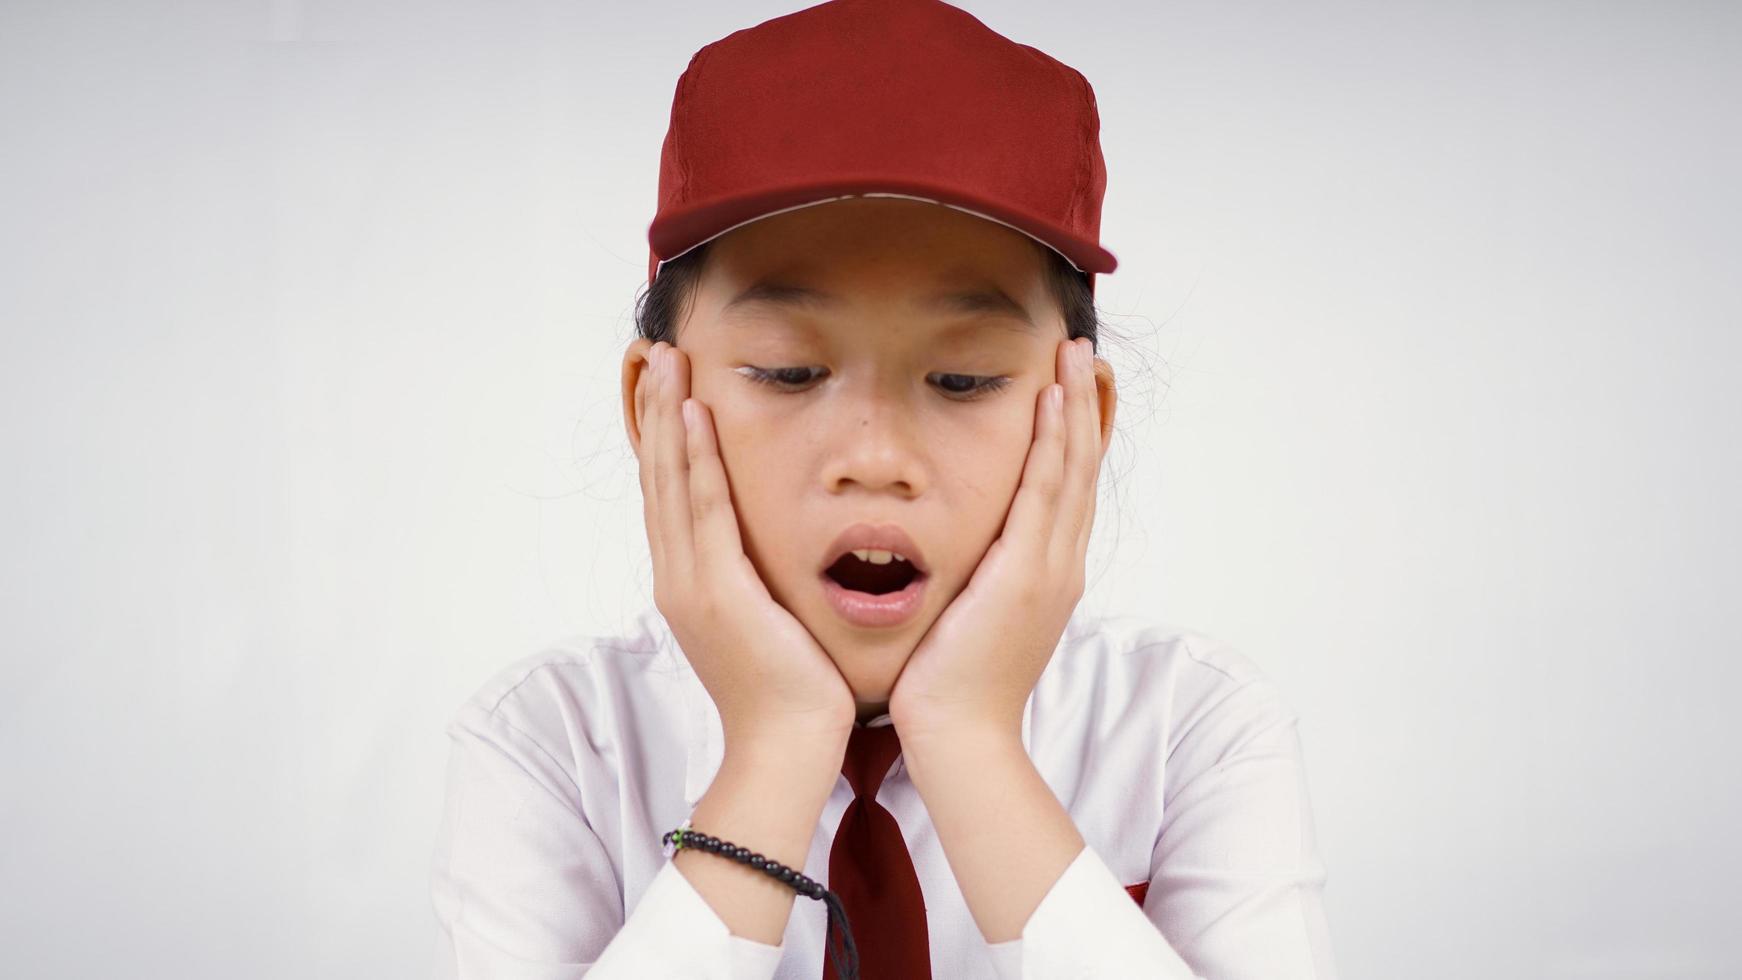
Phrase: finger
[
  {"left": 654, "top": 343, "right": 698, "bottom": 580},
  {"left": 1056, "top": 337, "right": 1098, "bottom": 561},
  {"left": 681, "top": 396, "right": 748, "bottom": 577},
  {"left": 1077, "top": 342, "right": 1104, "bottom": 560},
  {"left": 1003, "top": 344, "right": 1070, "bottom": 550},
  {"left": 637, "top": 344, "right": 665, "bottom": 573}
]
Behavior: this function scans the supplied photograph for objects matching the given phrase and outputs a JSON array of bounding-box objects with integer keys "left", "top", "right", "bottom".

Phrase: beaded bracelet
[{"left": 663, "top": 818, "right": 859, "bottom": 980}]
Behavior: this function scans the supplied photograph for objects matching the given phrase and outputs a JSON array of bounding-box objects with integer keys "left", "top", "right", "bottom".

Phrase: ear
[
  {"left": 622, "top": 338, "right": 659, "bottom": 459},
  {"left": 1089, "top": 353, "right": 1116, "bottom": 467}
]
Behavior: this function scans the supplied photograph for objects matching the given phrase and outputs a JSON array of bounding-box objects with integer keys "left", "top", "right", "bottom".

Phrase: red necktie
[{"left": 823, "top": 722, "right": 931, "bottom": 980}]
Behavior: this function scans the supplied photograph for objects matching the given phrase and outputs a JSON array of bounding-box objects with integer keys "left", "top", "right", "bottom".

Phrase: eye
[
  {"left": 737, "top": 367, "right": 1012, "bottom": 401},
  {"left": 738, "top": 366, "right": 825, "bottom": 389},
  {"left": 929, "top": 373, "right": 1012, "bottom": 400}
]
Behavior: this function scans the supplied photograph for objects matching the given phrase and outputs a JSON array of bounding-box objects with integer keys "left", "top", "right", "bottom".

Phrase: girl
[{"left": 431, "top": 2, "right": 1337, "bottom": 978}]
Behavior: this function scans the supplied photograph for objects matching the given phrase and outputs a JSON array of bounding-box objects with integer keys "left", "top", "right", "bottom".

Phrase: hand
[
  {"left": 887, "top": 337, "right": 1105, "bottom": 742},
  {"left": 636, "top": 340, "right": 858, "bottom": 749}
]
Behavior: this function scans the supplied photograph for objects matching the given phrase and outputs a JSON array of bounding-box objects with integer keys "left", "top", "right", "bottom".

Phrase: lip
[
  {"left": 819, "top": 522, "right": 929, "bottom": 575},
  {"left": 821, "top": 570, "right": 928, "bottom": 628},
  {"left": 818, "top": 521, "right": 930, "bottom": 629}
]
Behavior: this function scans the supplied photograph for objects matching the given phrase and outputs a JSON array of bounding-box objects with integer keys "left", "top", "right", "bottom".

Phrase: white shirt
[{"left": 430, "top": 603, "right": 1338, "bottom": 979}]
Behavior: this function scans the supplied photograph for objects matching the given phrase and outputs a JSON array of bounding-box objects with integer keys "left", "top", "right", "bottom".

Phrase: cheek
[
  {"left": 709, "top": 387, "right": 832, "bottom": 478},
  {"left": 915, "top": 409, "right": 1036, "bottom": 534},
  {"left": 958, "top": 431, "right": 1031, "bottom": 510},
  {"left": 960, "top": 400, "right": 1039, "bottom": 462},
  {"left": 706, "top": 406, "right": 799, "bottom": 563}
]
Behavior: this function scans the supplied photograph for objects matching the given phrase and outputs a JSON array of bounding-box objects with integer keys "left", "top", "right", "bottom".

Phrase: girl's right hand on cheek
[{"left": 638, "top": 341, "right": 858, "bottom": 752}]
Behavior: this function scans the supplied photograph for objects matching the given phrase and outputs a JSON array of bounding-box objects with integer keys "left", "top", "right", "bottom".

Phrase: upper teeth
[{"left": 851, "top": 549, "right": 909, "bottom": 565}]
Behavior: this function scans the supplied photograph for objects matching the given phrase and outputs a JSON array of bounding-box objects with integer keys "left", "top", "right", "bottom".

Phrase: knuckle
[
  {"left": 688, "top": 482, "right": 719, "bottom": 523},
  {"left": 686, "top": 476, "right": 721, "bottom": 518}
]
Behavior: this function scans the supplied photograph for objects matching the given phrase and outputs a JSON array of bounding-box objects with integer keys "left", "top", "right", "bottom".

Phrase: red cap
[{"left": 646, "top": 0, "right": 1116, "bottom": 300}]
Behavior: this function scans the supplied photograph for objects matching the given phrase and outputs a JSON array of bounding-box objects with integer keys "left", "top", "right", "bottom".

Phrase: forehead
[
  {"left": 722, "top": 274, "right": 1041, "bottom": 331},
  {"left": 690, "top": 198, "right": 1057, "bottom": 338},
  {"left": 707, "top": 196, "right": 1044, "bottom": 276}
]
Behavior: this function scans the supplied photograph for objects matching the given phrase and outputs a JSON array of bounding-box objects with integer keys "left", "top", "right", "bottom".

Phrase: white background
[{"left": 2, "top": 1, "right": 1738, "bottom": 977}]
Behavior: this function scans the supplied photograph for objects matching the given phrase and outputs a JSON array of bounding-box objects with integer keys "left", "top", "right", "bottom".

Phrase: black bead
[
  {"left": 778, "top": 867, "right": 796, "bottom": 883},
  {"left": 730, "top": 845, "right": 747, "bottom": 860},
  {"left": 749, "top": 855, "right": 765, "bottom": 869}
]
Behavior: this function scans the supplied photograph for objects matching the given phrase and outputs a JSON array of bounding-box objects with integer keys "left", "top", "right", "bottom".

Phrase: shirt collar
[{"left": 658, "top": 609, "right": 1045, "bottom": 809}]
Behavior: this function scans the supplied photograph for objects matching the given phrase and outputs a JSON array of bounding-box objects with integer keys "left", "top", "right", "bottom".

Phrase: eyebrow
[{"left": 722, "top": 279, "right": 1038, "bottom": 332}]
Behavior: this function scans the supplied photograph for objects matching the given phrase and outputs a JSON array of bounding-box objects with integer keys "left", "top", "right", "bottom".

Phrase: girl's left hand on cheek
[{"left": 888, "top": 337, "right": 1103, "bottom": 743}]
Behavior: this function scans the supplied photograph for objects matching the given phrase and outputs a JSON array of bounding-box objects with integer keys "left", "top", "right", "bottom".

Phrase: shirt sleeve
[
  {"left": 984, "top": 843, "right": 1202, "bottom": 980},
  {"left": 430, "top": 701, "right": 786, "bottom": 979},
  {"left": 985, "top": 682, "right": 1338, "bottom": 980}
]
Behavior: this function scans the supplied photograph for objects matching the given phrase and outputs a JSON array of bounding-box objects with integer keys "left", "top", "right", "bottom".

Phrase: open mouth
[{"left": 823, "top": 551, "right": 925, "bottom": 595}]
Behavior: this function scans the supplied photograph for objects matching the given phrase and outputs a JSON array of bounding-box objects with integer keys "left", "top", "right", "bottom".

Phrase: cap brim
[{"left": 648, "top": 178, "right": 1117, "bottom": 285}]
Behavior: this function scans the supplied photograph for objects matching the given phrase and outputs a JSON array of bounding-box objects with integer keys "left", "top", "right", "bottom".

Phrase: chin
[
  {"left": 824, "top": 633, "right": 914, "bottom": 673},
  {"left": 815, "top": 624, "right": 916, "bottom": 686}
]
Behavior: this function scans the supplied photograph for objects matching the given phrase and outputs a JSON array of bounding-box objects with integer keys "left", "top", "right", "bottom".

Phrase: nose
[{"left": 817, "top": 397, "right": 927, "bottom": 498}]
